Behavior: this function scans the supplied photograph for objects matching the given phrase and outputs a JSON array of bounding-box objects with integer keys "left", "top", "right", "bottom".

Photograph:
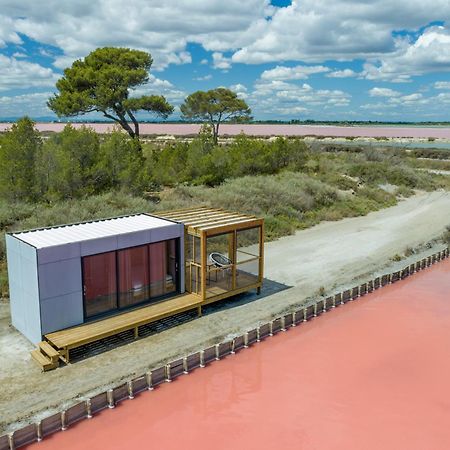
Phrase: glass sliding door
[
  {"left": 118, "top": 245, "right": 150, "bottom": 309},
  {"left": 149, "top": 239, "right": 178, "bottom": 298},
  {"left": 83, "top": 251, "right": 118, "bottom": 319},
  {"left": 82, "top": 238, "right": 180, "bottom": 321}
]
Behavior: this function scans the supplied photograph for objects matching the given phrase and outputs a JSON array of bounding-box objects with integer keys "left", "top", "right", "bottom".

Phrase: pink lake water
[
  {"left": 26, "top": 258, "right": 450, "bottom": 450},
  {"left": 2, "top": 122, "right": 450, "bottom": 139}
]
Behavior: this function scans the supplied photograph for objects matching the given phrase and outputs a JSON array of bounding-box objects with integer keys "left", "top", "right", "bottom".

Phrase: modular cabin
[{"left": 6, "top": 208, "right": 264, "bottom": 370}]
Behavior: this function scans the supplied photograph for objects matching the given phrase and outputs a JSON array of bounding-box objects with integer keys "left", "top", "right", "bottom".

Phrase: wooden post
[
  {"left": 134, "top": 327, "right": 139, "bottom": 339},
  {"left": 244, "top": 332, "right": 249, "bottom": 348},
  {"left": 303, "top": 307, "right": 307, "bottom": 322},
  {"left": 146, "top": 371, "right": 153, "bottom": 391},
  {"left": 256, "top": 326, "right": 261, "bottom": 342},
  {"left": 201, "top": 232, "right": 207, "bottom": 301},
  {"left": 215, "top": 344, "right": 221, "bottom": 360},
  {"left": 61, "top": 410, "right": 67, "bottom": 431},
  {"left": 200, "top": 350, "right": 205, "bottom": 367},
  {"left": 36, "top": 421, "right": 43, "bottom": 441},
  {"left": 7, "top": 433, "right": 14, "bottom": 450},
  {"left": 230, "top": 339, "right": 236, "bottom": 354},
  {"left": 128, "top": 380, "right": 135, "bottom": 398},
  {"left": 313, "top": 303, "right": 318, "bottom": 317},
  {"left": 183, "top": 357, "right": 189, "bottom": 374},
  {"left": 280, "top": 316, "right": 286, "bottom": 331},
  {"left": 291, "top": 311, "right": 297, "bottom": 327},
  {"left": 269, "top": 321, "right": 274, "bottom": 336},
  {"left": 230, "top": 231, "right": 237, "bottom": 291},
  {"left": 165, "top": 364, "right": 172, "bottom": 382},
  {"left": 107, "top": 389, "right": 115, "bottom": 408},
  {"left": 197, "top": 305, "right": 202, "bottom": 317},
  {"left": 258, "top": 223, "right": 265, "bottom": 285},
  {"left": 86, "top": 399, "right": 92, "bottom": 419}
]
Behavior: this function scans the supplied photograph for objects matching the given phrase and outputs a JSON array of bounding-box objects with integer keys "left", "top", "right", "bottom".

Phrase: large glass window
[
  {"left": 83, "top": 251, "right": 117, "bottom": 318},
  {"left": 118, "top": 245, "right": 150, "bottom": 309},
  {"left": 82, "top": 238, "right": 179, "bottom": 320}
]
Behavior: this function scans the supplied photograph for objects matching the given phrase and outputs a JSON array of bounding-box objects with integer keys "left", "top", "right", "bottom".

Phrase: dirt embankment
[{"left": 0, "top": 191, "right": 449, "bottom": 434}]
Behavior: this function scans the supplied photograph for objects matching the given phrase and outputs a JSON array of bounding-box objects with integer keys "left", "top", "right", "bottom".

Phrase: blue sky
[{"left": 1, "top": 0, "right": 450, "bottom": 121}]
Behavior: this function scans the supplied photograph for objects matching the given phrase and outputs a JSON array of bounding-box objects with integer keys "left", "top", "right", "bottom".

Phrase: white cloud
[
  {"left": 212, "top": 52, "right": 231, "bottom": 70},
  {"left": 194, "top": 74, "right": 212, "bottom": 81},
  {"left": 0, "top": 92, "right": 53, "bottom": 117},
  {"left": 249, "top": 77, "right": 351, "bottom": 117},
  {"left": 132, "top": 75, "right": 185, "bottom": 103},
  {"left": 232, "top": 0, "right": 450, "bottom": 65},
  {"left": 1, "top": 1, "right": 272, "bottom": 71},
  {"left": 369, "top": 87, "right": 401, "bottom": 97},
  {"left": 261, "top": 65, "right": 329, "bottom": 81},
  {"left": 362, "top": 26, "right": 450, "bottom": 82},
  {"left": 326, "top": 69, "right": 357, "bottom": 78},
  {"left": 229, "top": 83, "right": 248, "bottom": 99},
  {"left": 0, "top": 55, "right": 58, "bottom": 91},
  {"left": 434, "top": 81, "right": 450, "bottom": 90}
]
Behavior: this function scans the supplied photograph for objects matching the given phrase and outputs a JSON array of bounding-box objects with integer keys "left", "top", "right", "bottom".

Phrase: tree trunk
[{"left": 213, "top": 122, "right": 220, "bottom": 145}]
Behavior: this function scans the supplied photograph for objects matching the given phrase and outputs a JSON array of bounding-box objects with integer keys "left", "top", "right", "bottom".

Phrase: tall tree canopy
[
  {"left": 48, "top": 47, "right": 174, "bottom": 144},
  {"left": 180, "top": 88, "right": 251, "bottom": 144}
]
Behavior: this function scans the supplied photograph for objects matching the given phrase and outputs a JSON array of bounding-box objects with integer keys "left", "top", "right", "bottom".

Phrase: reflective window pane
[
  {"left": 83, "top": 252, "right": 117, "bottom": 318},
  {"left": 118, "top": 245, "right": 150, "bottom": 308}
]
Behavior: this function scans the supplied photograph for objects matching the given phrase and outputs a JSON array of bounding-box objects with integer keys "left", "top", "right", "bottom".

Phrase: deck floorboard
[{"left": 45, "top": 293, "right": 202, "bottom": 352}]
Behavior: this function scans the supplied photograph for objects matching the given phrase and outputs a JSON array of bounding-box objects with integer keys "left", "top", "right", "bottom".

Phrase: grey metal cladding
[
  {"left": 149, "top": 224, "right": 182, "bottom": 242},
  {"left": 5, "top": 235, "right": 42, "bottom": 344},
  {"left": 117, "top": 229, "right": 151, "bottom": 250},
  {"left": 38, "top": 242, "right": 81, "bottom": 264},
  {"left": 80, "top": 235, "right": 118, "bottom": 256},
  {"left": 40, "top": 291, "right": 84, "bottom": 334},
  {"left": 38, "top": 258, "right": 82, "bottom": 300}
]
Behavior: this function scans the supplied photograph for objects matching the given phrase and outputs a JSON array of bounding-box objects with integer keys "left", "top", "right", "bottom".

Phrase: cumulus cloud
[
  {"left": 248, "top": 77, "right": 351, "bottom": 117},
  {"left": 212, "top": 52, "right": 232, "bottom": 70},
  {"left": 369, "top": 87, "right": 401, "bottom": 97},
  {"left": 232, "top": 0, "right": 450, "bottom": 65},
  {"left": 434, "top": 81, "right": 450, "bottom": 89},
  {"left": 0, "top": 55, "right": 58, "bottom": 91},
  {"left": 194, "top": 74, "right": 212, "bottom": 81},
  {"left": 362, "top": 26, "right": 450, "bottom": 82},
  {"left": 0, "top": 92, "right": 53, "bottom": 116},
  {"left": 1, "top": 0, "right": 273, "bottom": 71},
  {"left": 326, "top": 69, "right": 357, "bottom": 78},
  {"left": 229, "top": 83, "right": 248, "bottom": 99},
  {"left": 261, "top": 65, "right": 329, "bottom": 80}
]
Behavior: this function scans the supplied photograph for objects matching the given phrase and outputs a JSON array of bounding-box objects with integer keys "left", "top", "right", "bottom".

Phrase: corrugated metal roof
[{"left": 12, "top": 214, "right": 176, "bottom": 249}]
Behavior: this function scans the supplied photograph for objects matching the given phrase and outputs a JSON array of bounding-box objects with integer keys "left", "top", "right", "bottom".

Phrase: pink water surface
[
  {"left": 2, "top": 122, "right": 450, "bottom": 138},
  {"left": 27, "top": 259, "right": 450, "bottom": 450}
]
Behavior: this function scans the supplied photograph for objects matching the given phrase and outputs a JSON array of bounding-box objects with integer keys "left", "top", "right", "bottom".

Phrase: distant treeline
[{"left": 2, "top": 119, "right": 450, "bottom": 126}]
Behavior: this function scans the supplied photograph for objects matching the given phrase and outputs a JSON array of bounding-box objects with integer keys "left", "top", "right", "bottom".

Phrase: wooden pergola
[{"left": 156, "top": 207, "right": 264, "bottom": 305}]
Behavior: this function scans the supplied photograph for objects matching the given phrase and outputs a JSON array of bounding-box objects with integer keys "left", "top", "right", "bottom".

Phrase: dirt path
[{"left": 1, "top": 191, "right": 449, "bottom": 434}]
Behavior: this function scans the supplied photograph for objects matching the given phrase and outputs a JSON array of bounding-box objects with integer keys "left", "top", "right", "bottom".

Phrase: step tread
[
  {"left": 31, "top": 349, "right": 58, "bottom": 371},
  {"left": 39, "top": 341, "right": 60, "bottom": 362}
]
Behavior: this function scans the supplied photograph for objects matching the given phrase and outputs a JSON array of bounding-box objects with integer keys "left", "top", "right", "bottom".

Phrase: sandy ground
[{"left": 0, "top": 191, "right": 449, "bottom": 434}]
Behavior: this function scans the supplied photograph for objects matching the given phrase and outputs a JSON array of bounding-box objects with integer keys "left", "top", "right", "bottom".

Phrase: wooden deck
[{"left": 44, "top": 293, "right": 202, "bottom": 364}]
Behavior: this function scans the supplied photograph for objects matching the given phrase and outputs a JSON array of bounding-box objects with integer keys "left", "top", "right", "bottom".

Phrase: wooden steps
[{"left": 31, "top": 342, "right": 60, "bottom": 371}]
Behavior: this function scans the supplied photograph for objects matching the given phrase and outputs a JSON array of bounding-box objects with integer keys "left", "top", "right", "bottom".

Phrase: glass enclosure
[
  {"left": 83, "top": 238, "right": 179, "bottom": 320},
  {"left": 196, "top": 225, "right": 263, "bottom": 300}
]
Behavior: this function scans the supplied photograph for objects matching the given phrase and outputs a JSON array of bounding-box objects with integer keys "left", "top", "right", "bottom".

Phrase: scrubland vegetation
[{"left": 0, "top": 117, "right": 448, "bottom": 297}]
